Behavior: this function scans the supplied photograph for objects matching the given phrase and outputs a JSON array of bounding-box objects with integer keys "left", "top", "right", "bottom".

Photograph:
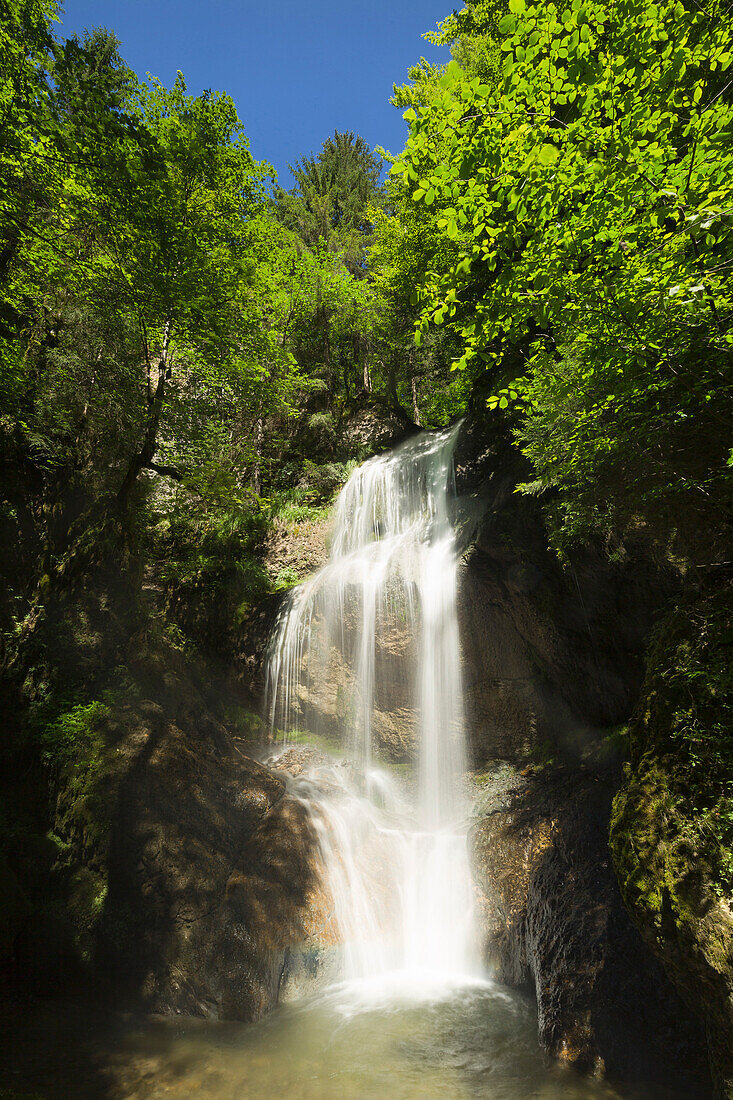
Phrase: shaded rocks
[
  {"left": 610, "top": 585, "right": 733, "bottom": 1098},
  {"left": 453, "top": 416, "right": 676, "bottom": 768},
  {"left": 612, "top": 759, "right": 733, "bottom": 1099},
  {"left": 1, "top": 547, "right": 332, "bottom": 1023},
  {"left": 335, "top": 394, "right": 416, "bottom": 459},
  {"left": 87, "top": 658, "right": 330, "bottom": 1022},
  {"left": 470, "top": 762, "right": 712, "bottom": 1094}
]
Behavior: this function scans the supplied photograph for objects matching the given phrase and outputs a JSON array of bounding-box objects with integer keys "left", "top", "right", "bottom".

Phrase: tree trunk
[
  {"left": 117, "top": 321, "right": 171, "bottom": 510},
  {"left": 383, "top": 357, "right": 400, "bottom": 412},
  {"left": 363, "top": 352, "right": 372, "bottom": 394},
  {"left": 252, "top": 406, "right": 264, "bottom": 496},
  {"left": 411, "top": 374, "right": 421, "bottom": 427},
  {"left": 323, "top": 306, "right": 332, "bottom": 399}
]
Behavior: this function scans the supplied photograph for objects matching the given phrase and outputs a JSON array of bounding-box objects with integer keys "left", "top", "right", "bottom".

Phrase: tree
[
  {"left": 391, "top": 0, "right": 733, "bottom": 542},
  {"left": 0, "top": 28, "right": 304, "bottom": 585},
  {"left": 273, "top": 130, "right": 385, "bottom": 275},
  {"left": 0, "top": 0, "right": 56, "bottom": 287}
]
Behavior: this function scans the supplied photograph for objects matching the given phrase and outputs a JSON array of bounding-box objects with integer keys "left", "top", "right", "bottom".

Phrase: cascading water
[
  {"left": 16, "top": 425, "right": 666, "bottom": 1099},
  {"left": 266, "top": 423, "right": 481, "bottom": 991}
]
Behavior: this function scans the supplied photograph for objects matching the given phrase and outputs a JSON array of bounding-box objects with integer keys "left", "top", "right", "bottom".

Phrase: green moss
[
  {"left": 611, "top": 754, "right": 706, "bottom": 937},
  {"left": 610, "top": 585, "right": 733, "bottom": 987},
  {"left": 523, "top": 738, "right": 556, "bottom": 769},
  {"left": 66, "top": 866, "right": 108, "bottom": 963},
  {"left": 639, "top": 594, "right": 733, "bottom": 897},
  {"left": 223, "top": 705, "right": 267, "bottom": 741},
  {"left": 276, "top": 727, "right": 343, "bottom": 756},
  {"left": 40, "top": 700, "right": 111, "bottom": 769}
]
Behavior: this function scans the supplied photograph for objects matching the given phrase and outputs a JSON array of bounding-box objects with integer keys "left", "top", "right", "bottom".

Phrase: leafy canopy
[{"left": 391, "top": 0, "right": 733, "bottom": 536}]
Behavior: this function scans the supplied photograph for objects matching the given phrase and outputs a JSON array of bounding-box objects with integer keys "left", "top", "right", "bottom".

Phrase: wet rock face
[
  {"left": 470, "top": 764, "right": 712, "bottom": 1094},
  {"left": 94, "top": 669, "right": 331, "bottom": 1022},
  {"left": 271, "top": 616, "right": 420, "bottom": 764},
  {"left": 453, "top": 417, "right": 676, "bottom": 768},
  {"left": 610, "top": 587, "right": 733, "bottom": 1099},
  {"left": 256, "top": 414, "right": 670, "bottom": 772}
]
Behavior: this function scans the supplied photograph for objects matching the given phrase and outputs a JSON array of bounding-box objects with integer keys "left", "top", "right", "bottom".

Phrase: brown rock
[{"left": 471, "top": 763, "right": 712, "bottom": 1092}]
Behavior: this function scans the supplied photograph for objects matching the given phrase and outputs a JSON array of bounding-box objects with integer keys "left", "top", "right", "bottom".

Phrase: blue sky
[{"left": 56, "top": 0, "right": 451, "bottom": 185}]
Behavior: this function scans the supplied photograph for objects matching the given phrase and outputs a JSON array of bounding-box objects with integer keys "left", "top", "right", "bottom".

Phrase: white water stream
[
  {"left": 266, "top": 424, "right": 481, "bottom": 992},
  {"left": 1, "top": 427, "right": 682, "bottom": 1100}
]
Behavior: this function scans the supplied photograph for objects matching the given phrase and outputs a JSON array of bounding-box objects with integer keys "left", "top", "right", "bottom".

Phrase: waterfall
[{"left": 266, "top": 423, "right": 480, "bottom": 990}]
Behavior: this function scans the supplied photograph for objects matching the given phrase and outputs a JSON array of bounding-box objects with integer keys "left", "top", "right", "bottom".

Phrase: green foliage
[
  {"left": 40, "top": 700, "right": 111, "bottom": 768},
  {"left": 220, "top": 705, "right": 266, "bottom": 741},
  {"left": 153, "top": 499, "right": 268, "bottom": 596},
  {"left": 273, "top": 565, "right": 300, "bottom": 591},
  {"left": 300, "top": 458, "right": 354, "bottom": 499},
  {"left": 369, "top": 172, "right": 471, "bottom": 426},
  {"left": 0, "top": 21, "right": 305, "bottom": 571},
  {"left": 273, "top": 130, "right": 385, "bottom": 275},
  {"left": 269, "top": 497, "right": 333, "bottom": 526},
  {"left": 282, "top": 240, "right": 384, "bottom": 405},
  {"left": 304, "top": 411, "right": 337, "bottom": 450},
  {"left": 391, "top": 0, "right": 733, "bottom": 537},
  {"left": 0, "top": 0, "right": 57, "bottom": 288}
]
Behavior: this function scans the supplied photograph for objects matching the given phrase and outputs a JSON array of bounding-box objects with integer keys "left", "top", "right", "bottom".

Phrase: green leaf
[{"left": 537, "top": 143, "right": 560, "bottom": 166}]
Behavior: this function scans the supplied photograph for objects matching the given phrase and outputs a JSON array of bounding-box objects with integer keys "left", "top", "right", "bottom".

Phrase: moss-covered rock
[
  {"left": 610, "top": 583, "right": 733, "bottom": 1098},
  {"left": 471, "top": 762, "right": 711, "bottom": 1092},
  {"left": 1, "top": 539, "right": 329, "bottom": 1019}
]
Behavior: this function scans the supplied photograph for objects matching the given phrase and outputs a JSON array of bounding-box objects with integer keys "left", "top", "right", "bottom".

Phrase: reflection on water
[{"left": 0, "top": 982, "right": 692, "bottom": 1100}]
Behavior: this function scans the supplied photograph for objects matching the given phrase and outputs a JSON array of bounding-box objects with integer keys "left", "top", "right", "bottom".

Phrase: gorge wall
[{"left": 1, "top": 408, "right": 724, "bottom": 1096}]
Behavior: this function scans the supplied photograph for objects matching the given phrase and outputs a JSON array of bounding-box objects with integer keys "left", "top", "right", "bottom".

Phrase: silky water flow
[
  {"left": 5, "top": 427, "right": 661, "bottom": 1100},
  {"left": 266, "top": 423, "right": 481, "bottom": 992}
]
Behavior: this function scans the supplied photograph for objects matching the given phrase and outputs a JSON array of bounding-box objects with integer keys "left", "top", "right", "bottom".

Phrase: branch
[{"left": 144, "top": 461, "right": 186, "bottom": 482}]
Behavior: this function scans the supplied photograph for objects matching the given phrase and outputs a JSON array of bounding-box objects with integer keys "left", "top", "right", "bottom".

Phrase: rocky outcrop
[
  {"left": 3, "top": 555, "right": 330, "bottom": 1021},
  {"left": 610, "top": 585, "right": 733, "bottom": 1098},
  {"left": 252, "top": 414, "right": 674, "bottom": 776},
  {"left": 94, "top": 670, "right": 327, "bottom": 1021},
  {"left": 456, "top": 415, "right": 722, "bottom": 1091},
  {"left": 471, "top": 762, "right": 712, "bottom": 1094},
  {"left": 335, "top": 394, "right": 416, "bottom": 460},
  {"left": 454, "top": 416, "right": 676, "bottom": 768}
]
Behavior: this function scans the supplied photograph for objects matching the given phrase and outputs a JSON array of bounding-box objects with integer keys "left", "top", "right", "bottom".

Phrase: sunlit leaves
[
  {"left": 386, "top": 0, "right": 733, "bottom": 533},
  {"left": 393, "top": 0, "right": 733, "bottom": 363}
]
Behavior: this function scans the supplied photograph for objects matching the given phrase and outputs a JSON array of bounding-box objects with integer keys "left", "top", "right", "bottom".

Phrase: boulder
[
  {"left": 610, "top": 585, "right": 733, "bottom": 1098},
  {"left": 471, "top": 762, "right": 712, "bottom": 1093}
]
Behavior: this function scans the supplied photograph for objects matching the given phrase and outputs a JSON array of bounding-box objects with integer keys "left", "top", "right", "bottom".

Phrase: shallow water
[
  {"left": 1, "top": 981, "right": 692, "bottom": 1100},
  {"left": 0, "top": 432, "right": 700, "bottom": 1100}
]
